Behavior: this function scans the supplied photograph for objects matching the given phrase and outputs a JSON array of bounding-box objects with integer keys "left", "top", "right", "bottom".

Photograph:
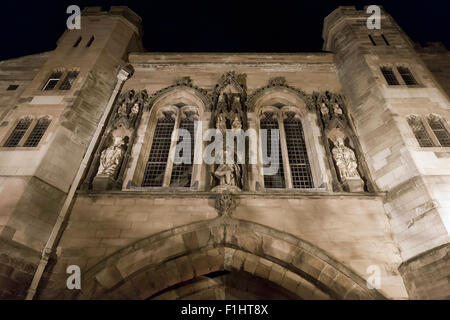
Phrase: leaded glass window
[
  {"left": 4, "top": 117, "right": 33, "bottom": 147},
  {"left": 260, "top": 112, "right": 285, "bottom": 188},
  {"left": 43, "top": 71, "right": 62, "bottom": 91},
  {"left": 407, "top": 115, "right": 434, "bottom": 147},
  {"left": 142, "top": 112, "right": 175, "bottom": 187},
  {"left": 397, "top": 67, "right": 418, "bottom": 86},
  {"left": 59, "top": 71, "right": 79, "bottom": 90},
  {"left": 170, "top": 112, "right": 196, "bottom": 187},
  {"left": 23, "top": 117, "right": 51, "bottom": 147},
  {"left": 381, "top": 67, "right": 399, "bottom": 85},
  {"left": 283, "top": 112, "right": 314, "bottom": 188},
  {"left": 428, "top": 116, "right": 450, "bottom": 147}
]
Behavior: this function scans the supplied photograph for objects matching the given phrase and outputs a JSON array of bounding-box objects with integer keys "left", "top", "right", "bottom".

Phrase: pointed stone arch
[
  {"left": 146, "top": 78, "right": 213, "bottom": 112},
  {"left": 62, "top": 218, "right": 385, "bottom": 300},
  {"left": 247, "top": 79, "right": 315, "bottom": 112}
]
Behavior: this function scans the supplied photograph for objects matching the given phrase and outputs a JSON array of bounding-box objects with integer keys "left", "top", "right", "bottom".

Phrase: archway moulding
[{"left": 56, "top": 217, "right": 386, "bottom": 300}]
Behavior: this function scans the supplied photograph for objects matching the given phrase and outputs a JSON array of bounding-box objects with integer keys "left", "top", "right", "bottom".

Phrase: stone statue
[
  {"left": 231, "top": 115, "right": 242, "bottom": 131},
  {"left": 232, "top": 95, "right": 242, "bottom": 113},
  {"left": 333, "top": 103, "right": 343, "bottom": 116},
  {"left": 332, "top": 137, "right": 359, "bottom": 180},
  {"left": 97, "top": 136, "right": 126, "bottom": 177},
  {"left": 129, "top": 102, "right": 139, "bottom": 121},
  {"left": 216, "top": 113, "right": 227, "bottom": 133},
  {"left": 320, "top": 103, "right": 329, "bottom": 116},
  {"left": 214, "top": 152, "right": 241, "bottom": 187},
  {"left": 118, "top": 102, "right": 128, "bottom": 117}
]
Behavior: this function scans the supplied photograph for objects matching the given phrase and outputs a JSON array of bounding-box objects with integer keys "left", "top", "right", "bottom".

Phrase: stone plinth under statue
[
  {"left": 210, "top": 184, "right": 241, "bottom": 193},
  {"left": 92, "top": 174, "right": 116, "bottom": 191},
  {"left": 343, "top": 176, "right": 364, "bottom": 192}
]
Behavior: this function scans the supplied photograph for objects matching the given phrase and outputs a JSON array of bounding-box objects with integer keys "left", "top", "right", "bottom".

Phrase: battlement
[{"left": 81, "top": 6, "right": 143, "bottom": 37}]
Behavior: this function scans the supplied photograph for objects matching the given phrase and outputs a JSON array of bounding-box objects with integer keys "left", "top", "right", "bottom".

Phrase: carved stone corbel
[{"left": 215, "top": 192, "right": 237, "bottom": 217}]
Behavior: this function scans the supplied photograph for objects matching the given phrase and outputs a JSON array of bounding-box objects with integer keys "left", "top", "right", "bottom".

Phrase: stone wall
[
  {"left": 38, "top": 192, "right": 407, "bottom": 299},
  {"left": 0, "top": 7, "right": 143, "bottom": 299}
]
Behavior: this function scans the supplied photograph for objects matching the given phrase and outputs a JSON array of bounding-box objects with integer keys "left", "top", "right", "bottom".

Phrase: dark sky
[{"left": 0, "top": 0, "right": 449, "bottom": 60}]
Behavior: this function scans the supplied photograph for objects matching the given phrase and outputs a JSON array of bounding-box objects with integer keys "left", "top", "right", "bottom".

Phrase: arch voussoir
[{"left": 73, "top": 218, "right": 385, "bottom": 300}]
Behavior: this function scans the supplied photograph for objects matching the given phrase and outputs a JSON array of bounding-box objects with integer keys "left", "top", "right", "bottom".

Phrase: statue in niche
[
  {"left": 332, "top": 137, "right": 360, "bottom": 180},
  {"left": 97, "top": 136, "right": 126, "bottom": 177},
  {"left": 320, "top": 103, "right": 329, "bottom": 116},
  {"left": 214, "top": 151, "right": 241, "bottom": 187},
  {"left": 118, "top": 102, "right": 128, "bottom": 118},
  {"left": 129, "top": 102, "right": 139, "bottom": 120},
  {"left": 232, "top": 95, "right": 242, "bottom": 112},
  {"left": 217, "top": 94, "right": 227, "bottom": 111},
  {"left": 231, "top": 115, "right": 242, "bottom": 131},
  {"left": 216, "top": 113, "right": 227, "bottom": 133},
  {"left": 333, "top": 103, "right": 343, "bottom": 117}
]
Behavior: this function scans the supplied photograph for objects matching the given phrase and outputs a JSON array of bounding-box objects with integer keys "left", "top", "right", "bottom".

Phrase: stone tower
[
  {"left": 323, "top": 6, "right": 450, "bottom": 299},
  {"left": 0, "top": 6, "right": 143, "bottom": 299}
]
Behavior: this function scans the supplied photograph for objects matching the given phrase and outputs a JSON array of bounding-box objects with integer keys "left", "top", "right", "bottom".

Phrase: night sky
[{"left": 0, "top": 0, "right": 449, "bottom": 61}]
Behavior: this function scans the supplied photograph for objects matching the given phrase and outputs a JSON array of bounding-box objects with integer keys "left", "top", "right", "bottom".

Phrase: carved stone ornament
[
  {"left": 114, "top": 89, "right": 148, "bottom": 128},
  {"left": 268, "top": 76, "right": 287, "bottom": 86},
  {"left": 313, "top": 91, "right": 347, "bottom": 129},
  {"left": 175, "top": 76, "right": 193, "bottom": 87},
  {"left": 214, "top": 192, "right": 237, "bottom": 217}
]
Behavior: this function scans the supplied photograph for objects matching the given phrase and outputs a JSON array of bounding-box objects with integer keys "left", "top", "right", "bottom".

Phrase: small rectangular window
[
  {"left": 381, "top": 34, "right": 390, "bottom": 46},
  {"left": 368, "top": 35, "right": 376, "bottom": 46},
  {"left": 59, "top": 71, "right": 79, "bottom": 90},
  {"left": 23, "top": 117, "right": 51, "bottom": 147},
  {"left": 4, "top": 118, "right": 33, "bottom": 147},
  {"left": 43, "top": 71, "right": 62, "bottom": 91},
  {"left": 7, "top": 85, "right": 19, "bottom": 91},
  {"left": 428, "top": 116, "right": 450, "bottom": 147},
  {"left": 86, "top": 36, "right": 94, "bottom": 47},
  {"left": 397, "top": 67, "right": 418, "bottom": 86},
  {"left": 407, "top": 116, "right": 434, "bottom": 147},
  {"left": 73, "top": 36, "right": 82, "bottom": 47},
  {"left": 380, "top": 67, "right": 399, "bottom": 85}
]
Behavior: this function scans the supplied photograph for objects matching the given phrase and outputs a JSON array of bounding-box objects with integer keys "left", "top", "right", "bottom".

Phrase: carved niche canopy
[
  {"left": 86, "top": 89, "right": 149, "bottom": 191},
  {"left": 211, "top": 71, "right": 248, "bottom": 130},
  {"left": 312, "top": 91, "right": 375, "bottom": 193},
  {"left": 209, "top": 72, "right": 249, "bottom": 192}
]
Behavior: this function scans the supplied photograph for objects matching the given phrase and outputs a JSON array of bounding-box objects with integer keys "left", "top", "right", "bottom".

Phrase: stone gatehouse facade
[{"left": 0, "top": 6, "right": 449, "bottom": 300}]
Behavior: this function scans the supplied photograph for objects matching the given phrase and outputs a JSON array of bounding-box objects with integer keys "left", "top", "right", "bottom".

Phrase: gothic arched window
[
  {"left": 258, "top": 107, "right": 314, "bottom": 189},
  {"left": 141, "top": 106, "right": 200, "bottom": 188}
]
